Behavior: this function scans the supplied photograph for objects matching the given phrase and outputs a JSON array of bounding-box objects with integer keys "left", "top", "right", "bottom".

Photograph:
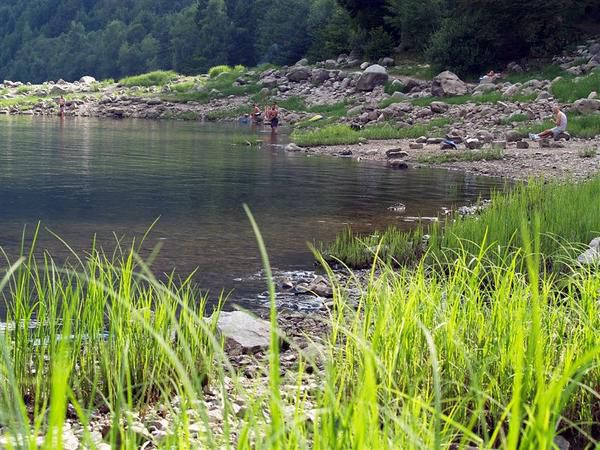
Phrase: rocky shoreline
[{"left": 296, "top": 136, "right": 600, "bottom": 181}]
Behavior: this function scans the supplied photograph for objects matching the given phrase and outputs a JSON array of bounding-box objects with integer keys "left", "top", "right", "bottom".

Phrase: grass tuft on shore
[
  {"left": 292, "top": 118, "right": 451, "bottom": 146},
  {"left": 551, "top": 69, "right": 600, "bottom": 102},
  {"left": 120, "top": 70, "right": 178, "bottom": 87}
]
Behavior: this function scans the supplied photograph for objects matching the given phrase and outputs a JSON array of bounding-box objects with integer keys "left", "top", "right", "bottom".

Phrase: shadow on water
[{"left": 0, "top": 116, "right": 508, "bottom": 310}]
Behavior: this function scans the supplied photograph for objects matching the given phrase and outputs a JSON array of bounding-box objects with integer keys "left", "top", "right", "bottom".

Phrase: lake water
[{"left": 0, "top": 116, "right": 506, "bottom": 309}]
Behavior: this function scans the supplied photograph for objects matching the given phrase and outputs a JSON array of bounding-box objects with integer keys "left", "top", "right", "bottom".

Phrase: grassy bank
[
  {"left": 292, "top": 119, "right": 451, "bottom": 147},
  {"left": 417, "top": 148, "right": 504, "bottom": 164},
  {"left": 323, "top": 177, "right": 600, "bottom": 272}
]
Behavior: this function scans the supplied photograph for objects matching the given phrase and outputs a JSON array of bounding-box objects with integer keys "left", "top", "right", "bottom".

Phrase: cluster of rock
[{"left": 553, "top": 38, "right": 600, "bottom": 76}]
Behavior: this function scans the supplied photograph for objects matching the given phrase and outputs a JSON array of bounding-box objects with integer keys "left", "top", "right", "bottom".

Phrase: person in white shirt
[{"left": 529, "top": 105, "right": 569, "bottom": 141}]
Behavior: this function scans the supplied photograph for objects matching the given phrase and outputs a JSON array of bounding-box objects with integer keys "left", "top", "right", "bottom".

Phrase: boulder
[
  {"left": 516, "top": 141, "right": 529, "bottom": 149},
  {"left": 577, "top": 237, "right": 600, "bottom": 265},
  {"left": 259, "top": 76, "right": 278, "bottom": 88},
  {"left": 476, "top": 130, "right": 494, "bottom": 143},
  {"left": 50, "top": 85, "right": 68, "bottom": 95},
  {"left": 215, "top": 311, "right": 271, "bottom": 354},
  {"left": 573, "top": 98, "right": 600, "bottom": 114},
  {"left": 380, "top": 57, "right": 395, "bottom": 67},
  {"left": 386, "top": 148, "right": 408, "bottom": 158},
  {"left": 505, "top": 130, "right": 523, "bottom": 142},
  {"left": 473, "top": 83, "right": 497, "bottom": 94},
  {"left": 312, "top": 68, "right": 331, "bottom": 85},
  {"left": 79, "top": 75, "right": 96, "bottom": 85},
  {"left": 503, "top": 84, "right": 521, "bottom": 97},
  {"left": 589, "top": 43, "right": 600, "bottom": 56},
  {"left": 465, "top": 138, "right": 482, "bottom": 149},
  {"left": 287, "top": 66, "right": 311, "bottom": 82},
  {"left": 431, "top": 71, "right": 468, "bottom": 97},
  {"left": 386, "top": 159, "right": 408, "bottom": 169},
  {"left": 356, "top": 65, "right": 389, "bottom": 92},
  {"left": 295, "top": 58, "right": 309, "bottom": 66},
  {"left": 430, "top": 101, "right": 449, "bottom": 114},
  {"left": 360, "top": 62, "right": 370, "bottom": 70}
]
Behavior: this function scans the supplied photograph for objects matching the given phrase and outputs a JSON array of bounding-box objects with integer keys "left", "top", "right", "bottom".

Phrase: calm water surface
[{"left": 0, "top": 116, "right": 506, "bottom": 308}]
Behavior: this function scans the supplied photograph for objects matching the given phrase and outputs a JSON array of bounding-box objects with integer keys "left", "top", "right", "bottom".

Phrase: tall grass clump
[
  {"left": 309, "top": 238, "right": 600, "bottom": 449},
  {"left": 430, "top": 177, "right": 600, "bottom": 270},
  {"left": 119, "top": 71, "right": 178, "bottom": 87},
  {"left": 551, "top": 69, "right": 600, "bottom": 102},
  {"left": 208, "top": 65, "right": 233, "bottom": 78},
  {"left": 418, "top": 148, "right": 504, "bottom": 164},
  {"left": 0, "top": 228, "right": 236, "bottom": 448},
  {"left": 321, "top": 225, "right": 426, "bottom": 268}
]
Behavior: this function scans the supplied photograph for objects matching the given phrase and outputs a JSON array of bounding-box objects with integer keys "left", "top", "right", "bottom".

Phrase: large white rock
[
  {"left": 577, "top": 237, "right": 600, "bottom": 265},
  {"left": 431, "top": 71, "right": 469, "bottom": 97},
  {"left": 356, "top": 64, "right": 388, "bottom": 91},
  {"left": 79, "top": 75, "right": 97, "bottom": 84},
  {"left": 215, "top": 311, "right": 272, "bottom": 354}
]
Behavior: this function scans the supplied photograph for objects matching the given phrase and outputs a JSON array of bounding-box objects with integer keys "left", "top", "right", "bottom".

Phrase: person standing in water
[
  {"left": 269, "top": 102, "right": 279, "bottom": 132},
  {"left": 58, "top": 95, "right": 66, "bottom": 117}
]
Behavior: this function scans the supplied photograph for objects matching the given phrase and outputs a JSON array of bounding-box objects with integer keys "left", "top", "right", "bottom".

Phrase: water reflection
[{"left": 0, "top": 116, "right": 507, "bottom": 308}]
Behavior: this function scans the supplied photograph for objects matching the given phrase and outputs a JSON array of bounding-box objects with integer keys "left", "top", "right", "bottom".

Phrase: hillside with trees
[{"left": 0, "top": 0, "right": 598, "bottom": 83}]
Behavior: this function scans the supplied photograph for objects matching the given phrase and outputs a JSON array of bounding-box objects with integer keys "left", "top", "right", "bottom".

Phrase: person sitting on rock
[{"left": 529, "top": 105, "right": 569, "bottom": 141}]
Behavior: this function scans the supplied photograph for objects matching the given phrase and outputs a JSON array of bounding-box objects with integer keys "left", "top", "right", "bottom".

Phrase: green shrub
[
  {"left": 120, "top": 71, "right": 178, "bottom": 87},
  {"left": 579, "top": 147, "right": 598, "bottom": 158},
  {"left": 208, "top": 65, "right": 233, "bottom": 78}
]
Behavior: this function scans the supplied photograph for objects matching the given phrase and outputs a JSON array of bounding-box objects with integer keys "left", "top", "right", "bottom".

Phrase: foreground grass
[
  {"left": 292, "top": 119, "right": 451, "bottom": 146},
  {"left": 1, "top": 200, "right": 598, "bottom": 448}
]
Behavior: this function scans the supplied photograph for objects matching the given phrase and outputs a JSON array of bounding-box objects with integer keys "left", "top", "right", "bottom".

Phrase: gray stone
[
  {"left": 476, "top": 130, "right": 494, "bottom": 143},
  {"left": 215, "top": 311, "right": 272, "bottom": 353},
  {"left": 577, "top": 237, "right": 600, "bottom": 265},
  {"left": 50, "top": 85, "right": 68, "bottom": 95},
  {"left": 380, "top": 57, "right": 395, "bottom": 67},
  {"left": 431, "top": 71, "right": 468, "bottom": 97},
  {"left": 259, "top": 77, "right": 278, "bottom": 88},
  {"left": 312, "top": 68, "right": 331, "bottom": 84},
  {"left": 516, "top": 141, "right": 530, "bottom": 149},
  {"left": 79, "top": 75, "right": 96, "bottom": 85},
  {"left": 553, "top": 436, "right": 570, "bottom": 450},
  {"left": 287, "top": 66, "right": 312, "bottom": 82},
  {"left": 356, "top": 64, "right": 389, "bottom": 92},
  {"left": 285, "top": 143, "right": 303, "bottom": 152},
  {"left": 295, "top": 58, "right": 309, "bottom": 66},
  {"left": 474, "top": 83, "right": 497, "bottom": 94},
  {"left": 503, "top": 84, "right": 521, "bottom": 97},
  {"left": 409, "top": 143, "right": 424, "bottom": 150},
  {"left": 426, "top": 137, "right": 444, "bottom": 144},
  {"left": 573, "top": 98, "right": 600, "bottom": 114},
  {"left": 505, "top": 130, "right": 522, "bottom": 142},
  {"left": 465, "top": 138, "right": 482, "bottom": 149},
  {"left": 386, "top": 148, "right": 408, "bottom": 158},
  {"left": 386, "top": 159, "right": 408, "bottom": 170},
  {"left": 360, "top": 62, "right": 370, "bottom": 70},
  {"left": 430, "top": 101, "right": 449, "bottom": 113}
]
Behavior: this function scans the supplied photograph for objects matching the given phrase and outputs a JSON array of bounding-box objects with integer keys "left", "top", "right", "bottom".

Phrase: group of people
[{"left": 251, "top": 103, "right": 279, "bottom": 130}]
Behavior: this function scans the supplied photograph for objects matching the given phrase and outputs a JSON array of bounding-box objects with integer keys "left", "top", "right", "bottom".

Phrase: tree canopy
[{"left": 0, "top": 0, "right": 598, "bottom": 82}]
